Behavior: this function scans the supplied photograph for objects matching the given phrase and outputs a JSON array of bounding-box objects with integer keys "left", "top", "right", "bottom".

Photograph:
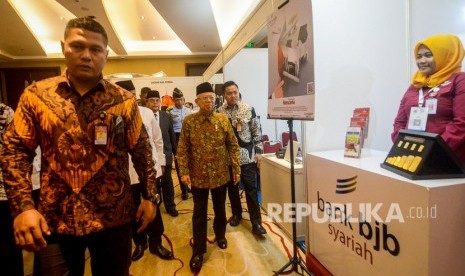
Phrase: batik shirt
[
  {"left": 0, "top": 71, "right": 157, "bottom": 236},
  {"left": 0, "top": 103, "right": 14, "bottom": 201},
  {"left": 218, "top": 102, "right": 264, "bottom": 165},
  {"left": 176, "top": 111, "right": 240, "bottom": 189}
]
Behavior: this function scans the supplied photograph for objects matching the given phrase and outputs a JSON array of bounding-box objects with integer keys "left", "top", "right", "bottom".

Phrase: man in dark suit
[{"left": 145, "top": 90, "right": 179, "bottom": 217}]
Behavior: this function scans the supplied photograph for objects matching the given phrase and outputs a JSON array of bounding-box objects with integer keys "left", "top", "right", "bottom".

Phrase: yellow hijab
[{"left": 412, "top": 34, "right": 465, "bottom": 88}]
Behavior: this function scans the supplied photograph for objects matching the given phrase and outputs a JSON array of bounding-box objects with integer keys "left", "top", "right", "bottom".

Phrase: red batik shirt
[{"left": 0, "top": 71, "right": 157, "bottom": 236}]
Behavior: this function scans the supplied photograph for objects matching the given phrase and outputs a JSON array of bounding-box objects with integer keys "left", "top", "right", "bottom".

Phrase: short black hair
[
  {"left": 65, "top": 16, "right": 108, "bottom": 46},
  {"left": 140, "top": 87, "right": 151, "bottom": 96},
  {"left": 222, "top": 81, "right": 238, "bottom": 93}
]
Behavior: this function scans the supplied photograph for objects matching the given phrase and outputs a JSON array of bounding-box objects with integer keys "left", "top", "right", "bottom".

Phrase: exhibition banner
[{"left": 267, "top": 0, "right": 314, "bottom": 120}]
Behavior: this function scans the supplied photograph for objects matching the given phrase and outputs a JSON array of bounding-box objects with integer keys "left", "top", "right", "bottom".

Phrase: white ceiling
[{"left": 0, "top": 0, "right": 265, "bottom": 62}]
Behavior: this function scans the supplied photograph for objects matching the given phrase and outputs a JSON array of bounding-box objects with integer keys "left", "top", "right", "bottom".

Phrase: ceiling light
[
  {"left": 103, "top": 0, "right": 190, "bottom": 54},
  {"left": 209, "top": 0, "right": 261, "bottom": 46},
  {"left": 8, "top": 0, "right": 114, "bottom": 57},
  {"left": 8, "top": 0, "right": 75, "bottom": 55}
]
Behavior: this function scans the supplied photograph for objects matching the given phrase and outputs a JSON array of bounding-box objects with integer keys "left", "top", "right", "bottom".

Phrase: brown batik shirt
[
  {"left": 0, "top": 71, "right": 157, "bottom": 236},
  {"left": 176, "top": 111, "right": 240, "bottom": 189}
]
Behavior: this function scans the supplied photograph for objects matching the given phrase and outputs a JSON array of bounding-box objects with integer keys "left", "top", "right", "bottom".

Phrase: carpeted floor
[{"left": 24, "top": 171, "right": 308, "bottom": 275}]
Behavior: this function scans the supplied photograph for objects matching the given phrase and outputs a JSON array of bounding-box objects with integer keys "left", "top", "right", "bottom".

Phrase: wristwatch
[{"left": 150, "top": 194, "right": 161, "bottom": 205}]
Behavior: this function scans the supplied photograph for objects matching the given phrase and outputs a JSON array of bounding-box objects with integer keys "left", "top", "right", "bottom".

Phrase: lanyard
[{"left": 418, "top": 86, "right": 439, "bottom": 107}]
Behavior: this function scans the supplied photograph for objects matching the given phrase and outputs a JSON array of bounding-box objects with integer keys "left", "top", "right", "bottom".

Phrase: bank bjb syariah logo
[{"left": 335, "top": 175, "right": 357, "bottom": 194}]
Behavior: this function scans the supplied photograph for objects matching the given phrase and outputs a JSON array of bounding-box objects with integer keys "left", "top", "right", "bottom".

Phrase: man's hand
[
  {"left": 233, "top": 174, "right": 241, "bottom": 185},
  {"left": 181, "top": 175, "right": 192, "bottom": 190},
  {"left": 255, "top": 153, "right": 263, "bottom": 169},
  {"left": 13, "top": 209, "right": 50, "bottom": 252},
  {"left": 135, "top": 200, "right": 157, "bottom": 234}
]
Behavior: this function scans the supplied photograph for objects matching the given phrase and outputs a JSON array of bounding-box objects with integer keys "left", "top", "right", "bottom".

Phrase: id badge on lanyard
[
  {"left": 95, "top": 111, "right": 108, "bottom": 145},
  {"left": 407, "top": 87, "right": 439, "bottom": 131},
  {"left": 407, "top": 107, "right": 428, "bottom": 131}
]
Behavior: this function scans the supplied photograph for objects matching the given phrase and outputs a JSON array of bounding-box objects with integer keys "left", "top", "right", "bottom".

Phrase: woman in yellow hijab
[{"left": 391, "top": 34, "right": 465, "bottom": 164}]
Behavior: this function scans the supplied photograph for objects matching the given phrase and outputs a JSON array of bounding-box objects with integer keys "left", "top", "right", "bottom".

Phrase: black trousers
[
  {"left": 37, "top": 223, "right": 132, "bottom": 276},
  {"left": 0, "top": 200, "right": 24, "bottom": 276},
  {"left": 191, "top": 184, "right": 227, "bottom": 256},
  {"left": 228, "top": 163, "right": 262, "bottom": 225},
  {"left": 174, "top": 132, "right": 189, "bottom": 195},
  {"left": 131, "top": 183, "right": 164, "bottom": 246},
  {"left": 160, "top": 164, "right": 177, "bottom": 211}
]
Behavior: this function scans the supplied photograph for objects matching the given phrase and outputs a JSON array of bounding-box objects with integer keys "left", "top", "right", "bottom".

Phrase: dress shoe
[
  {"left": 181, "top": 193, "right": 189, "bottom": 200},
  {"left": 217, "top": 238, "right": 228, "bottom": 249},
  {"left": 131, "top": 243, "right": 148, "bottom": 261},
  {"left": 189, "top": 254, "right": 203, "bottom": 272},
  {"left": 229, "top": 214, "right": 242, "bottom": 227},
  {"left": 167, "top": 208, "right": 179, "bottom": 217},
  {"left": 252, "top": 223, "right": 267, "bottom": 235},
  {"left": 149, "top": 243, "right": 173, "bottom": 260}
]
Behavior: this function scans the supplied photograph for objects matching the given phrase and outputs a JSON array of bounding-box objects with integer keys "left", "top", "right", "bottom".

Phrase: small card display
[{"left": 344, "top": 126, "right": 362, "bottom": 158}]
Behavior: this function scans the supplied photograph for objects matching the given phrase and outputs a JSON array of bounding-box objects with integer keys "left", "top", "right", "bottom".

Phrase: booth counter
[
  {"left": 307, "top": 149, "right": 465, "bottom": 276},
  {"left": 260, "top": 154, "right": 306, "bottom": 241}
]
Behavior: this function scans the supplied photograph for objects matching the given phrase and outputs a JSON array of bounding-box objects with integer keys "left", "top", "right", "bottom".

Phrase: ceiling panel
[
  {"left": 149, "top": 0, "right": 222, "bottom": 54},
  {"left": 0, "top": 0, "right": 265, "bottom": 61},
  {"left": 0, "top": 1, "right": 46, "bottom": 59}
]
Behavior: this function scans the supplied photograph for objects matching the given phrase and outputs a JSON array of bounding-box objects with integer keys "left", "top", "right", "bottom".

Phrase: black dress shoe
[
  {"left": 131, "top": 243, "right": 148, "bottom": 261},
  {"left": 252, "top": 223, "right": 267, "bottom": 235},
  {"left": 190, "top": 254, "right": 203, "bottom": 272},
  {"left": 167, "top": 208, "right": 179, "bottom": 217},
  {"left": 181, "top": 193, "right": 189, "bottom": 200},
  {"left": 149, "top": 243, "right": 173, "bottom": 260},
  {"left": 217, "top": 238, "right": 228, "bottom": 249},
  {"left": 229, "top": 215, "right": 242, "bottom": 227}
]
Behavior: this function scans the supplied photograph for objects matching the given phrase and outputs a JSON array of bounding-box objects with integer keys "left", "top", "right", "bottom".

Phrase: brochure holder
[{"left": 381, "top": 129, "right": 465, "bottom": 180}]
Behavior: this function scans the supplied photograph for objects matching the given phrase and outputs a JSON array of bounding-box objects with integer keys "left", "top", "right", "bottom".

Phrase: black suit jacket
[{"left": 158, "top": 110, "right": 177, "bottom": 165}]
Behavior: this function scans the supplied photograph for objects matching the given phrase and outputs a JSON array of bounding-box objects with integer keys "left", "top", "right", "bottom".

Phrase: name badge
[
  {"left": 407, "top": 107, "right": 428, "bottom": 131},
  {"left": 95, "top": 125, "right": 108, "bottom": 145},
  {"left": 236, "top": 122, "right": 242, "bottom": 132},
  {"left": 425, "top": 98, "right": 437, "bottom": 114}
]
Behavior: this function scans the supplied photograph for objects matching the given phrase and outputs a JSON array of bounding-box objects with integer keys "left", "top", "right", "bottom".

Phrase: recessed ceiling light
[
  {"left": 103, "top": 0, "right": 189, "bottom": 54},
  {"left": 210, "top": 0, "right": 261, "bottom": 46}
]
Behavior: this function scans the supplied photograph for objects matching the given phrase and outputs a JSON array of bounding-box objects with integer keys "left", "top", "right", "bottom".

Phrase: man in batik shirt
[
  {"left": 176, "top": 82, "right": 240, "bottom": 273},
  {"left": 218, "top": 80, "right": 267, "bottom": 236},
  {"left": 0, "top": 17, "right": 157, "bottom": 276},
  {"left": 0, "top": 103, "right": 23, "bottom": 275}
]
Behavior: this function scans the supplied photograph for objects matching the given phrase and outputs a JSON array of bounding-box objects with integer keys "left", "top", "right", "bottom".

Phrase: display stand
[
  {"left": 381, "top": 129, "right": 465, "bottom": 180},
  {"left": 273, "top": 119, "right": 312, "bottom": 276}
]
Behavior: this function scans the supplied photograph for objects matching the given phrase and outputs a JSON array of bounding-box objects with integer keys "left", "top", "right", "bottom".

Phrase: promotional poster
[{"left": 267, "top": 0, "right": 314, "bottom": 120}]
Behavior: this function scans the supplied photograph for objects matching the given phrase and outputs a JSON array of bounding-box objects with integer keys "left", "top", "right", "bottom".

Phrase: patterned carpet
[{"left": 24, "top": 173, "right": 307, "bottom": 276}]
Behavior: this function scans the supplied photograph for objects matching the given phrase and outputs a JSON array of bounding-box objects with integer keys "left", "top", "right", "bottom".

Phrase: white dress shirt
[{"left": 129, "top": 106, "right": 165, "bottom": 184}]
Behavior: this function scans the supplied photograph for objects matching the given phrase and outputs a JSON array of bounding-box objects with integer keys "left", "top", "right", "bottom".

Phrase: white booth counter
[
  {"left": 260, "top": 154, "right": 306, "bottom": 241},
  {"left": 307, "top": 149, "right": 465, "bottom": 276}
]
